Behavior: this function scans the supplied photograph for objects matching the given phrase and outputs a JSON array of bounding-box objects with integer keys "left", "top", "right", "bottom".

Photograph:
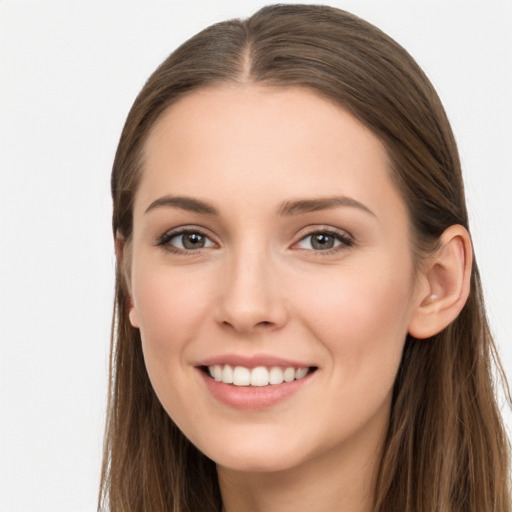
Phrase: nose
[{"left": 214, "top": 248, "right": 288, "bottom": 334}]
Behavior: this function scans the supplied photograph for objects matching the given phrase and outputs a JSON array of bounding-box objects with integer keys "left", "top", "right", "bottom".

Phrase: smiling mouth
[{"left": 201, "top": 365, "right": 318, "bottom": 387}]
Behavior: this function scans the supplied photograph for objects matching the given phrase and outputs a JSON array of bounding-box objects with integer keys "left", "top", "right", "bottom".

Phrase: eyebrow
[
  {"left": 145, "top": 196, "right": 219, "bottom": 215},
  {"left": 145, "top": 195, "right": 375, "bottom": 217},
  {"left": 277, "top": 196, "right": 375, "bottom": 217}
]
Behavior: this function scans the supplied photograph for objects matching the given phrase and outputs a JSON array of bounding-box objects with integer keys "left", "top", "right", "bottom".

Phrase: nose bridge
[{"left": 216, "top": 238, "right": 287, "bottom": 332}]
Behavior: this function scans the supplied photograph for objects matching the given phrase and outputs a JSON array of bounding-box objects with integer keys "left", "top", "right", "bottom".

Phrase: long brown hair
[{"left": 99, "top": 5, "right": 511, "bottom": 511}]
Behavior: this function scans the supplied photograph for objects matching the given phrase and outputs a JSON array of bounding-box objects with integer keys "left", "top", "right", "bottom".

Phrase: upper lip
[{"left": 195, "top": 353, "right": 315, "bottom": 369}]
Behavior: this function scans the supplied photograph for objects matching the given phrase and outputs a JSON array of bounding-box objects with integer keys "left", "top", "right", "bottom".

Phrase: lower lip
[{"left": 198, "top": 369, "right": 315, "bottom": 410}]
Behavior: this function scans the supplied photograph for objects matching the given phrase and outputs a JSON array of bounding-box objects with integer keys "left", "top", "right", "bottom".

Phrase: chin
[
  {"left": 213, "top": 450, "right": 303, "bottom": 473},
  {"left": 195, "top": 430, "right": 312, "bottom": 474}
]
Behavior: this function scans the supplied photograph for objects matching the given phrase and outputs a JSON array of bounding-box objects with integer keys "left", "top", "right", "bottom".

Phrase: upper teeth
[{"left": 207, "top": 365, "right": 310, "bottom": 387}]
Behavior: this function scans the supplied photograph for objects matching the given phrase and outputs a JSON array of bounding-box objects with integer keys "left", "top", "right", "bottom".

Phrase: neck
[{"left": 217, "top": 405, "right": 388, "bottom": 512}]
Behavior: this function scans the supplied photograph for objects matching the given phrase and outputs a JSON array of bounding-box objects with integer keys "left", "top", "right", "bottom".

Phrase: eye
[
  {"left": 295, "top": 230, "right": 353, "bottom": 252},
  {"left": 157, "top": 229, "right": 216, "bottom": 252}
]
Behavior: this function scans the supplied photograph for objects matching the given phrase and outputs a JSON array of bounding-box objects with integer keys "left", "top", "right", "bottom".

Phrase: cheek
[
  {"left": 130, "top": 266, "right": 215, "bottom": 426},
  {"left": 295, "top": 259, "right": 414, "bottom": 376},
  {"left": 131, "top": 265, "right": 212, "bottom": 361},
  {"left": 289, "top": 264, "right": 413, "bottom": 440},
  {"left": 302, "top": 264, "right": 411, "bottom": 328}
]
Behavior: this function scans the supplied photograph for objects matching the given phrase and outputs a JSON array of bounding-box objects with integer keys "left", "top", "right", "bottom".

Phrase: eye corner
[
  {"left": 155, "top": 226, "right": 217, "bottom": 254},
  {"left": 292, "top": 227, "right": 354, "bottom": 255}
]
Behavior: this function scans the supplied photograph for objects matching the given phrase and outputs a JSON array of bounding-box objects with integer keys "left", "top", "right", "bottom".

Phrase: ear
[
  {"left": 115, "top": 232, "right": 140, "bottom": 329},
  {"left": 408, "top": 225, "right": 472, "bottom": 339}
]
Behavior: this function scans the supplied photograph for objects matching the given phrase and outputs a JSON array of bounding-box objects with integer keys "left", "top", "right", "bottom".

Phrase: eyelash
[
  {"left": 156, "top": 228, "right": 216, "bottom": 255},
  {"left": 156, "top": 227, "right": 354, "bottom": 255},
  {"left": 294, "top": 229, "right": 354, "bottom": 255}
]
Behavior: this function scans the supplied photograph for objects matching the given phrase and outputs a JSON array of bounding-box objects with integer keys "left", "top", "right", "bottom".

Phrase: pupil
[
  {"left": 183, "top": 233, "right": 204, "bottom": 249},
  {"left": 312, "top": 233, "right": 334, "bottom": 250}
]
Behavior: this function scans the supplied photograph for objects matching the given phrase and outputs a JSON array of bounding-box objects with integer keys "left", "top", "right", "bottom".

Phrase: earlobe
[
  {"left": 128, "top": 300, "right": 140, "bottom": 328},
  {"left": 408, "top": 225, "right": 472, "bottom": 339},
  {"left": 115, "top": 231, "right": 139, "bottom": 328}
]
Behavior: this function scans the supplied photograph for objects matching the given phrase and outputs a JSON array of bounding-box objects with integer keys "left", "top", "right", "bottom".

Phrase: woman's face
[{"left": 128, "top": 85, "right": 426, "bottom": 473}]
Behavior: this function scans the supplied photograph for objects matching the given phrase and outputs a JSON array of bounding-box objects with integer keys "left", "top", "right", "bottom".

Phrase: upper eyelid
[
  {"left": 158, "top": 224, "right": 352, "bottom": 237},
  {"left": 294, "top": 225, "right": 354, "bottom": 241},
  {"left": 159, "top": 225, "right": 214, "bottom": 238},
  {"left": 156, "top": 225, "right": 354, "bottom": 248},
  {"left": 156, "top": 226, "right": 217, "bottom": 246},
  {"left": 293, "top": 231, "right": 353, "bottom": 249}
]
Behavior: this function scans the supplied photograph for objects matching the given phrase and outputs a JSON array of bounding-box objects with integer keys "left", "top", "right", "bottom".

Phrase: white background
[{"left": 0, "top": 1, "right": 510, "bottom": 510}]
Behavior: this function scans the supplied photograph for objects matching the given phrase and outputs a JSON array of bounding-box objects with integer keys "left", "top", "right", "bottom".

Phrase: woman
[{"left": 98, "top": 4, "right": 511, "bottom": 511}]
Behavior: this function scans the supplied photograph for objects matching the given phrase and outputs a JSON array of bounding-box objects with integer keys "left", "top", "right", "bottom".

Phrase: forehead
[
  {"left": 136, "top": 84, "right": 404, "bottom": 222},
  {"left": 144, "top": 84, "right": 384, "bottom": 160}
]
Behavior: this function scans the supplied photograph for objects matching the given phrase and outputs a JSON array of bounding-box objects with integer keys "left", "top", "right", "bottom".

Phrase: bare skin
[
  {"left": 125, "top": 84, "right": 472, "bottom": 512},
  {"left": 218, "top": 400, "right": 387, "bottom": 512}
]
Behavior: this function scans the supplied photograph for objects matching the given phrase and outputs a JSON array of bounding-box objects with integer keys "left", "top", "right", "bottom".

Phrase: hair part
[{"left": 100, "top": 4, "right": 511, "bottom": 511}]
